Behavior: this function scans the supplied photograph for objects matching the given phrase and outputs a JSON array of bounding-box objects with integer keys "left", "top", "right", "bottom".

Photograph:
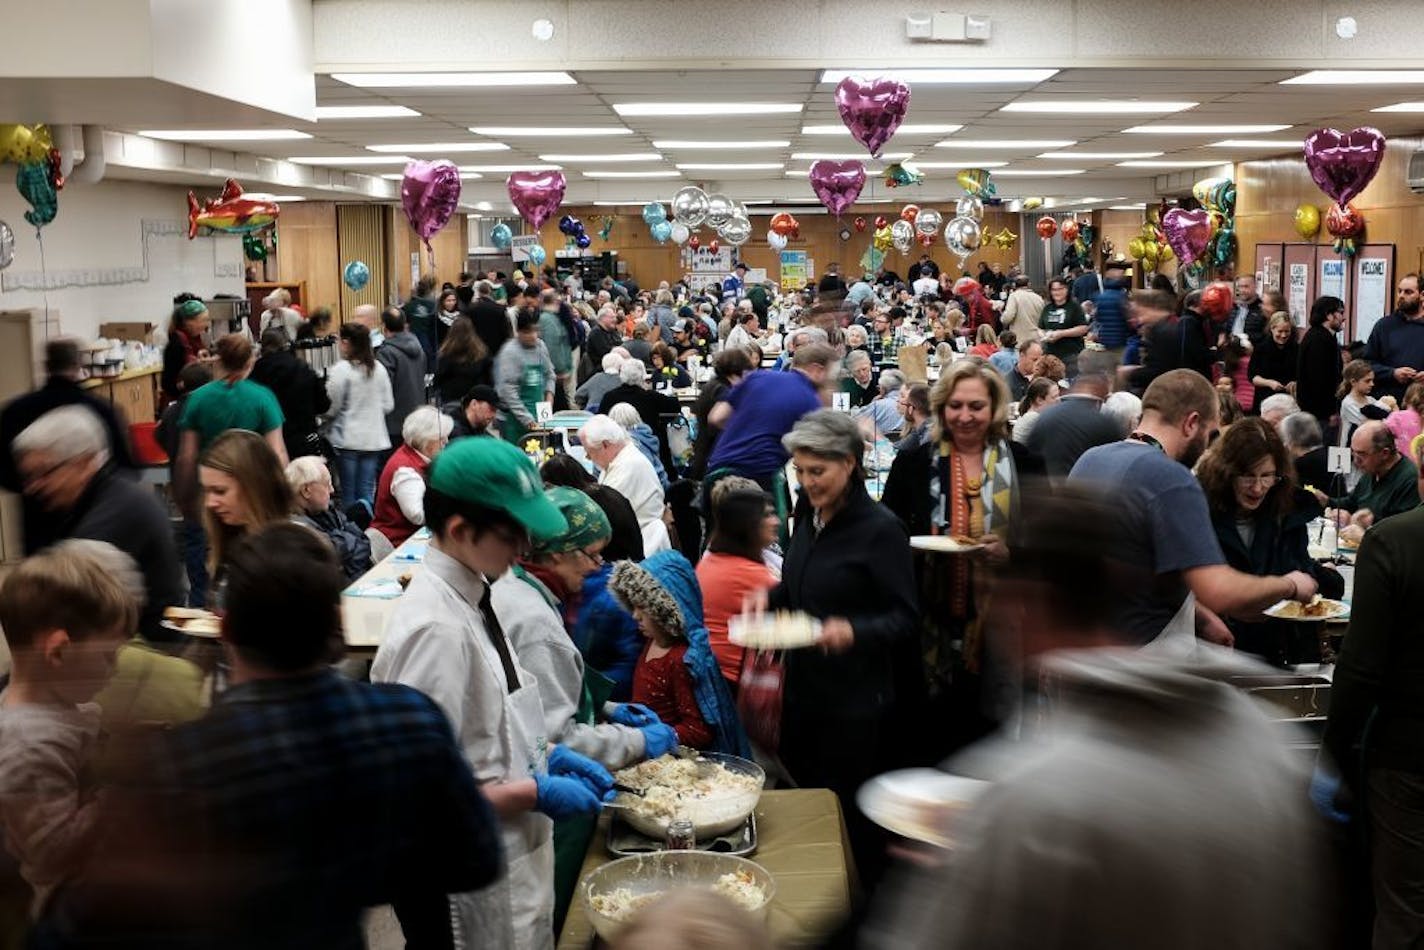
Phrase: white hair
[
  {"left": 844, "top": 325, "right": 868, "bottom": 347},
  {"left": 1102, "top": 391, "right": 1143, "bottom": 437},
  {"left": 618, "top": 360, "right": 649, "bottom": 386},
  {"left": 13, "top": 405, "right": 110, "bottom": 465},
  {"left": 284, "top": 455, "right": 331, "bottom": 493},
  {"left": 845, "top": 349, "right": 872, "bottom": 369},
  {"left": 579, "top": 414, "right": 629, "bottom": 447},
  {"left": 1259, "top": 393, "right": 1301, "bottom": 419},
  {"left": 878, "top": 369, "right": 906, "bottom": 395},
  {"left": 1280, "top": 411, "right": 1323, "bottom": 450},
  {"left": 608, "top": 403, "right": 643, "bottom": 430},
  {"left": 601, "top": 352, "right": 626, "bottom": 374},
  {"left": 401, "top": 405, "right": 454, "bottom": 452},
  {"left": 788, "top": 326, "right": 828, "bottom": 350}
]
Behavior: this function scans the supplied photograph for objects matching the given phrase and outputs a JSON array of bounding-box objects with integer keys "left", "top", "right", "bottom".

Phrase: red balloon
[
  {"left": 688, "top": 235, "right": 700, "bottom": 249},
  {"left": 1199, "top": 281, "right": 1234, "bottom": 321},
  {"left": 708, "top": 239, "right": 720, "bottom": 254},
  {"left": 1036, "top": 216, "right": 1058, "bottom": 239},
  {"left": 1325, "top": 201, "right": 1364, "bottom": 238},
  {"left": 1060, "top": 219, "right": 1080, "bottom": 242},
  {"left": 874, "top": 215, "right": 888, "bottom": 229},
  {"left": 900, "top": 204, "right": 920, "bottom": 224},
  {"left": 769, "top": 212, "right": 800, "bottom": 237},
  {"left": 952, "top": 277, "right": 981, "bottom": 297},
  {"left": 918, "top": 232, "right": 934, "bottom": 247},
  {"left": 853, "top": 216, "right": 867, "bottom": 232}
]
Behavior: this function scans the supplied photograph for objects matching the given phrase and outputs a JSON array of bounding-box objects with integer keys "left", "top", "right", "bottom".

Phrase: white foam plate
[
  {"left": 727, "top": 612, "right": 822, "bottom": 650},
  {"left": 858, "top": 769, "right": 989, "bottom": 849},
  {"left": 1263, "top": 598, "right": 1350, "bottom": 621},
  {"left": 910, "top": 535, "right": 986, "bottom": 553}
]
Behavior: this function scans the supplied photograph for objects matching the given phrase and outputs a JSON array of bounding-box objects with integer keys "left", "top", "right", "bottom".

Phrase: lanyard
[{"left": 1128, "top": 431, "right": 1165, "bottom": 454}]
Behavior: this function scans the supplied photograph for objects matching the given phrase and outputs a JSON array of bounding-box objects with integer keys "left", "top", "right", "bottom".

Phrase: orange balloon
[
  {"left": 769, "top": 212, "right": 800, "bottom": 237},
  {"left": 900, "top": 204, "right": 920, "bottom": 224},
  {"left": 1036, "top": 216, "right": 1058, "bottom": 239},
  {"left": 1060, "top": 219, "right": 1080, "bottom": 242},
  {"left": 1199, "top": 281, "right": 1234, "bottom": 321}
]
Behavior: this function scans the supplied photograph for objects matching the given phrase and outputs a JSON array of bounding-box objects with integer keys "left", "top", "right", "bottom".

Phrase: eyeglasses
[
  {"left": 574, "top": 547, "right": 604, "bottom": 566},
  {"left": 1234, "top": 473, "right": 1283, "bottom": 487}
]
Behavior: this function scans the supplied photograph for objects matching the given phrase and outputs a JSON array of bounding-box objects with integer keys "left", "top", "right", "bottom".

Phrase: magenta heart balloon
[
  {"left": 401, "top": 160, "right": 462, "bottom": 249},
  {"left": 835, "top": 76, "right": 911, "bottom": 159},
  {"left": 808, "top": 159, "right": 866, "bottom": 216},
  {"left": 1304, "top": 127, "right": 1386, "bottom": 206},
  {"left": 507, "top": 170, "right": 567, "bottom": 230},
  {"left": 1161, "top": 208, "right": 1212, "bottom": 264}
]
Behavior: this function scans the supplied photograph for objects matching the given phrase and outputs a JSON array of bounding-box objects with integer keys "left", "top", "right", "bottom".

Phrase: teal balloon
[
  {"left": 16, "top": 162, "right": 56, "bottom": 229},
  {"left": 490, "top": 222, "right": 513, "bottom": 249},
  {"left": 859, "top": 246, "right": 885, "bottom": 274},
  {"left": 642, "top": 202, "right": 667, "bottom": 225},
  {"left": 343, "top": 260, "right": 370, "bottom": 291},
  {"left": 527, "top": 244, "right": 547, "bottom": 267},
  {"left": 651, "top": 220, "right": 672, "bottom": 243}
]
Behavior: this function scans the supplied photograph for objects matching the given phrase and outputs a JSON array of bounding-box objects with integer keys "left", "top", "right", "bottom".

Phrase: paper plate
[
  {"left": 1263, "top": 598, "right": 1350, "bottom": 622},
  {"left": 858, "top": 769, "right": 989, "bottom": 849},
  {"left": 727, "top": 612, "right": 822, "bottom": 650},
  {"left": 910, "top": 535, "right": 985, "bottom": 554}
]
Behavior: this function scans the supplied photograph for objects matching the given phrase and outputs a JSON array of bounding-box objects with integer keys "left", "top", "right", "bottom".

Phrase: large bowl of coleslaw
[
  {"left": 582, "top": 851, "right": 775, "bottom": 942},
  {"left": 611, "top": 752, "right": 765, "bottom": 839}
]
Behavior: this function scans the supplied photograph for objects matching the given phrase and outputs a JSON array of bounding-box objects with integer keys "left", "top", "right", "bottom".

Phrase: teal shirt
[
  {"left": 538, "top": 310, "right": 573, "bottom": 375},
  {"left": 178, "top": 378, "right": 284, "bottom": 450}
]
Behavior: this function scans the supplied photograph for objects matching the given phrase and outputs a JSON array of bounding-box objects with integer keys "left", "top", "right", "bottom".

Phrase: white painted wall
[{"left": 0, "top": 179, "right": 246, "bottom": 348}]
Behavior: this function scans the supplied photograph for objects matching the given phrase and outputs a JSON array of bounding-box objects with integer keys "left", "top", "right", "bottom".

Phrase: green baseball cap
[
  {"left": 427, "top": 438, "right": 568, "bottom": 542},
  {"left": 536, "top": 487, "right": 612, "bottom": 554}
]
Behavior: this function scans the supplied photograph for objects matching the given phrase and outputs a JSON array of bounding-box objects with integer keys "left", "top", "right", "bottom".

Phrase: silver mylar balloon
[
  {"left": 955, "top": 195, "right": 983, "bottom": 221},
  {"left": 670, "top": 221, "right": 691, "bottom": 244},
  {"left": 891, "top": 219, "right": 915, "bottom": 254},
  {"left": 0, "top": 220, "right": 13, "bottom": 270},
  {"left": 718, "top": 214, "right": 753, "bottom": 246},
  {"left": 671, "top": 186, "right": 710, "bottom": 227},
  {"left": 704, "top": 193, "right": 735, "bottom": 229},
  {"left": 944, "top": 215, "right": 984, "bottom": 263},
  {"left": 914, "top": 208, "right": 943, "bottom": 238}
]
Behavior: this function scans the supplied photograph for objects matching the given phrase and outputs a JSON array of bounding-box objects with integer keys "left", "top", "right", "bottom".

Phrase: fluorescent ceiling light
[
  {"left": 471, "top": 126, "right": 631, "bottom": 136},
  {"left": 990, "top": 168, "right": 1086, "bottom": 176},
  {"left": 820, "top": 68, "right": 1057, "bottom": 84},
  {"left": 785, "top": 170, "right": 810, "bottom": 177},
  {"left": 1283, "top": 70, "right": 1424, "bottom": 85},
  {"left": 368, "top": 142, "right": 510, "bottom": 153},
  {"left": 1109, "top": 204, "right": 1147, "bottom": 210},
  {"left": 246, "top": 193, "right": 308, "bottom": 202},
  {"left": 331, "top": 71, "right": 574, "bottom": 87},
  {"left": 1371, "top": 102, "right": 1424, "bottom": 112},
  {"left": 582, "top": 170, "right": 682, "bottom": 178},
  {"left": 791, "top": 152, "right": 912, "bottom": 161},
  {"left": 314, "top": 105, "right": 420, "bottom": 119},
  {"left": 612, "top": 102, "right": 802, "bottom": 117},
  {"left": 801, "top": 123, "right": 962, "bottom": 135},
  {"left": 140, "top": 129, "right": 312, "bottom": 141},
  {"left": 1206, "top": 139, "right": 1301, "bottom": 148},
  {"left": 1116, "top": 160, "right": 1229, "bottom": 168},
  {"left": 593, "top": 200, "right": 657, "bottom": 206},
  {"left": 935, "top": 140, "right": 1075, "bottom": 149},
  {"left": 1123, "top": 124, "right": 1289, "bottom": 134},
  {"left": 537, "top": 153, "right": 663, "bottom": 163},
  {"left": 907, "top": 161, "right": 1008, "bottom": 169},
  {"left": 1037, "top": 151, "right": 1163, "bottom": 159},
  {"left": 743, "top": 200, "right": 774, "bottom": 205},
  {"left": 675, "top": 162, "right": 784, "bottom": 171},
  {"left": 291, "top": 155, "right": 412, "bottom": 165},
  {"left": 653, "top": 140, "right": 791, "bottom": 149},
  {"left": 456, "top": 171, "right": 485, "bottom": 179},
  {"left": 457, "top": 164, "right": 562, "bottom": 173},
  {"left": 1001, "top": 100, "right": 1196, "bottom": 114},
  {"left": 474, "top": 201, "right": 494, "bottom": 211}
]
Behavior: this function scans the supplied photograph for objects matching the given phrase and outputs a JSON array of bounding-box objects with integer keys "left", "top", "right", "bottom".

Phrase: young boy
[{"left": 0, "top": 542, "right": 136, "bottom": 916}]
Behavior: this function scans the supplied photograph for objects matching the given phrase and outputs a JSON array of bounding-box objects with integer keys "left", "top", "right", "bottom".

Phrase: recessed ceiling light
[
  {"left": 582, "top": 170, "right": 683, "bottom": 178},
  {"left": 801, "top": 123, "right": 962, "bottom": 135},
  {"left": 1205, "top": 139, "right": 1301, "bottom": 148},
  {"left": 290, "top": 155, "right": 413, "bottom": 165},
  {"left": 612, "top": 102, "right": 802, "bottom": 117},
  {"left": 934, "top": 140, "right": 1076, "bottom": 149},
  {"left": 457, "top": 164, "right": 562, "bottom": 173},
  {"left": 367, "top": 142, "right": 510, "bottom": 153},
  {"left": 790, "top": 152, "right": 912, "bottom": 161},
  {"left": 675, "top": 162, "right": 784, "bottom": 171},
  {"left": 819, "top": 68, "right": 1058, "bottom": 84},
  {"left": 139, "top": 129, "right": 313, "bottom": 141},
  {"left": 906, "top": 161, "right": 1008, "bottom": 169},
  {"left": 1123, "top": 124, "right": 1289, "bottom": 134},
  {"left": 1001, "top": 101, "right": 1197, "bottom": 114},
  {"left": 1109, "top": 204, "right": 1148, "bottom": 210},
  {"left": 653, "top": 140, "right": 791, "bottom": 149},
  {"left": 1037, "top": 151, "right": 1163, "bottom": 159},
  {"left": 313, "top": 106, "right": 421, "bottom": 119},
  {"left": 990, "top": 168, "right": 1086, "bottom": 176},
  {"left": 1283, "top": 69, "right": 1424, "bottom": 84},
  {"left": 1116, "top": 160, "right": 1230, "bottom": 168},
  {"left": 1371, "top": 102, "right": 1424, "bottom": 112},
  {"left": 331, "top": 71, "right": 575, "bottom": 87},
  {"left": 537, "top": 153, "right": 663, "bottom": 163},
  {"left": 470, "top": 126, "right": 632, "bottom": 136}
]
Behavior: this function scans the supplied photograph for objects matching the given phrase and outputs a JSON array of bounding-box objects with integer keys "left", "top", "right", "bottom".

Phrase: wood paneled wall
[
  {"left": 534, "top": 202, "right": 1024, "bottom": 287},
  {"left": 272, "top": 202, "right": 339, "bottom": 314},
  {"left": 336, "top": 204, "right": 388, "bottom": 318},
  {"left": 1234, "top": 136, "right": 1424, "bottom": 277},
  {"left": 389, "top": 206, "right": 467, "bottom": 302}
]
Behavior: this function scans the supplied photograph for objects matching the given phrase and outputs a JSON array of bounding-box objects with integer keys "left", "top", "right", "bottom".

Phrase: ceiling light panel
[
  {"left": 471, "top": 126, "right": 632, "bottom": 136},
  {"left": 1123, "top": 124, "right": 1289, "bottom": 134},
  {"left": 1371, "top": 102, "right": 1424, "bottom": 112},
  {"left": 1205, "top": 140, "right": 1301, "bottom": 148},
  {"left": 331, "top": 71, "right": 575, "bottom": 87},
  {"left": 538, "top": 153, "right": 663, "bottom": 162},
  {"left": 820, "top": 69, "right": 1058, "bottom": 84},
  {"left": 990, "top": 168, "right": 1086, "bottom": 176},
  {"left": 1037, "top": 151, "right": 1163, "bottom": 159},
  {"left": 140, "top": 129, "right": 312, "bottom": 141},
  {"left": 582, "top": 170, "right": 683, "bottom": 178},
  {"left": 1001, "top": 101, "right": 1197, "bottom": 114},
  {"left": 675, "top": 162, "right": 784, "bottom": 170},
  {"left": 801, "top": 124, "right": 962, "bottom": 135},
  {"left": 934, "top": 140, "right": 1075, "bottom": 149},
  {"left": 612, "top": 102, "right": 803, "bottom": 117},
  {"left": 1283, "top": 70, "right": 1424, "bottom": 85},
  {"left": 653, "top": 140, "right": 791, "bottom": 149},
  {"left": 367, "top": 142, "right": 510, "bottom": 153},
  {"left": 458, "top": 164, "right": 562, "bottom": 173},
  {"left": 909, "top": 161, "right": 1008, "bottom": 169},
  {"left": 290, "top": 155, "right": 412, "bottom": 165},
  {"left": 1116, "top": 160, "right": 1230, "bottom": 168},
  {"left": 314, "top": 105, "right": 422, "bottom": 119},
  {"left": 791, "top": 152, "right": 913, "bottom": 161}
]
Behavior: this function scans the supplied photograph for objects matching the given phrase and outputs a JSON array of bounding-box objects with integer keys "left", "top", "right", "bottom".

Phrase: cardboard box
[{"left": 100, "top": 322, "right": 156, "bottom": 343}]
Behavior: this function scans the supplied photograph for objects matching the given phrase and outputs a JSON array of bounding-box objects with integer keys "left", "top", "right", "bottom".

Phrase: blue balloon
[
  {"left": 651, "top": 221, "right": 672, "bottom": 244},
  {"left": 342, "top": 260, "right": 370, "bottom": 291},
  {"left": 642, "top": 202, "right": 667, "bottom": 226},
  {"left": 491, "top": 222, "right": 513, "bottom": 249},
  {"left": 527, "top": 244, "right": 547, "bottom": 267},
  {"left": 575, "top": 232, "right": 592, "bottom": 249}
]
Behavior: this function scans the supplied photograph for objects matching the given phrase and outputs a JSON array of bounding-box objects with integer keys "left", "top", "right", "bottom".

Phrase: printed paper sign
[
  {"left": 535, "top": 401, "right": 553, "bottom": 424},
  {"left": 1327, "top": 446, "right": 1351, "bottom": 475},
  {"left": 831, "top": 392, "right": 851, "bottom": 412}
]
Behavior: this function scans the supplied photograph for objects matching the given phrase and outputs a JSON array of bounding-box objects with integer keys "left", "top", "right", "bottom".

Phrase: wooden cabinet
[{"left": 80, "top": 367, "right": 160, "bottom": 425}]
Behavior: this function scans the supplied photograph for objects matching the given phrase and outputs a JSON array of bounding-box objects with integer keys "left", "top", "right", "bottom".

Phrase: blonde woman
[{"left": 199, "top": 429, "right": 299, "bottom": 606}]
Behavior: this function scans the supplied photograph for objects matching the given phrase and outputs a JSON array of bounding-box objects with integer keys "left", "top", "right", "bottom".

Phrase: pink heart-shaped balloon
[
  {"left": 808, "top": 160, "right": 866, "bottom": 216},
  {"left": 1303, "top": 127, "right": 1386, "bottom": 206},
  {"left": 401, "top": 160, "right": 462, "bottom": 249},
  {"left": 835, "top": 76, "right": 911, "bottom": 159},
  {"left": 506, "top": 170, "right": 567, "bottom": 230},
  {"left": 1161, "top": 208, "right": 1212, "bottom": 265}
]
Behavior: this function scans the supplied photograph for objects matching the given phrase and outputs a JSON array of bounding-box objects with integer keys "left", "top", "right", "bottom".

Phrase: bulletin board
[
  {"left": 1282, "top": 244, "right": 1318, "bottom": 329},
  {"left": 1352, "top": 245, "right": 1396, "bottom": 344},
  {"left": 1254, "top": 243, "right": 1284, "bottom": 294}
]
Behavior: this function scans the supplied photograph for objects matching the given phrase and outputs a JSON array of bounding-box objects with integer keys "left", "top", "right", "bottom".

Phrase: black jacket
[
  {"left": 1247, "top": 337, "right": 1299, "bottom": 413},
  {"left": 1297, "top": 325, "right": 1344, "bottom": 426},
  {"left": 582, "top": 326, "right": 625, "bottom": 377},
  {"left": 303, "top": 507, "right": 373, "bottom": 582},
  {"left": 688, "top": 378, "right": 728, "bottom": 481},
  {"left": 771, "top": 481, "right": 918, "bottom": 718},
  {"left": 433, "top": 356, "right": 492, "bottom": 406},
  {"left": 1132, "top": 312, "right": 1216, "bottom": 393},
  {"left": 250, "top": 350, "right": 330, "bottom": 461},
  {"left": 880, "top": 439, "right": 1042, "bottom": 539},
  {"left": 466, "top": 298, "right": 511, "bottom": 358}
]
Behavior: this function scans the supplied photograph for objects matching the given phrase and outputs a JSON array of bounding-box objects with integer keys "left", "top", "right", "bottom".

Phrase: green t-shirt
[{"left": 178, "top": 378, "right": 284, "bottom": 450}]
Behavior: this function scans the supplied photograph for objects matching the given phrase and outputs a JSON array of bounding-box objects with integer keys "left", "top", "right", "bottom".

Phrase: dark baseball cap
[{"left": 461, "top": 384, "right": 500, "bottom": 409}]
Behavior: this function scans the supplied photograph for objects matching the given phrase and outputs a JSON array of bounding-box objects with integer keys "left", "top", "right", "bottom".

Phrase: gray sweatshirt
[{"left": 493, "top": 337, "right": 554, "bottom": 426}]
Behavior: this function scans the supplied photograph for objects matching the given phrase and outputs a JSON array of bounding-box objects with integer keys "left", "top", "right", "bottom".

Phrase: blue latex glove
[
  {"left": 609, "top": 703, "right": 663, "bottom": 727},
  {"left": 640, "top": 723, "right": 679, "bottom": 759},
  {"left": 1310, "top": 766, "right": 1351, "bottom": 824},
  {"left": 534, "top": 773, "right": 603, "bottom": 820},
  {"left": 547, "top": 744, "right": 614, "bottom": 796}
]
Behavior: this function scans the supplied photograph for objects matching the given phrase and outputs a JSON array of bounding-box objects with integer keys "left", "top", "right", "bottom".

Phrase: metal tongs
[{"left": 673, "top": 745, "right": 718, "bottom": 778}]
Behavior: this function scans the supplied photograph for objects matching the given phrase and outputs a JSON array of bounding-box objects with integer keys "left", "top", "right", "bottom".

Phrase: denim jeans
[
  {"left": 336, "top": 448, "right": 383, "bottom": 509},
  {"left": 183, "top": 517, "right": 209, "bottom": 607}
]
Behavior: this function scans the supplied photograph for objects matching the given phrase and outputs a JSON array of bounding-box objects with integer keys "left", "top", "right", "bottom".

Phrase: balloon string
[{"left": 36, "top": 229, "right": 50, "bottom": 339}]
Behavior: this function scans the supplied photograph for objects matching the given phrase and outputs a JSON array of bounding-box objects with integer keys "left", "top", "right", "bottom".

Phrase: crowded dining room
[{"left": 4, "top": 1, "right": 1424, "bottom": 947}]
